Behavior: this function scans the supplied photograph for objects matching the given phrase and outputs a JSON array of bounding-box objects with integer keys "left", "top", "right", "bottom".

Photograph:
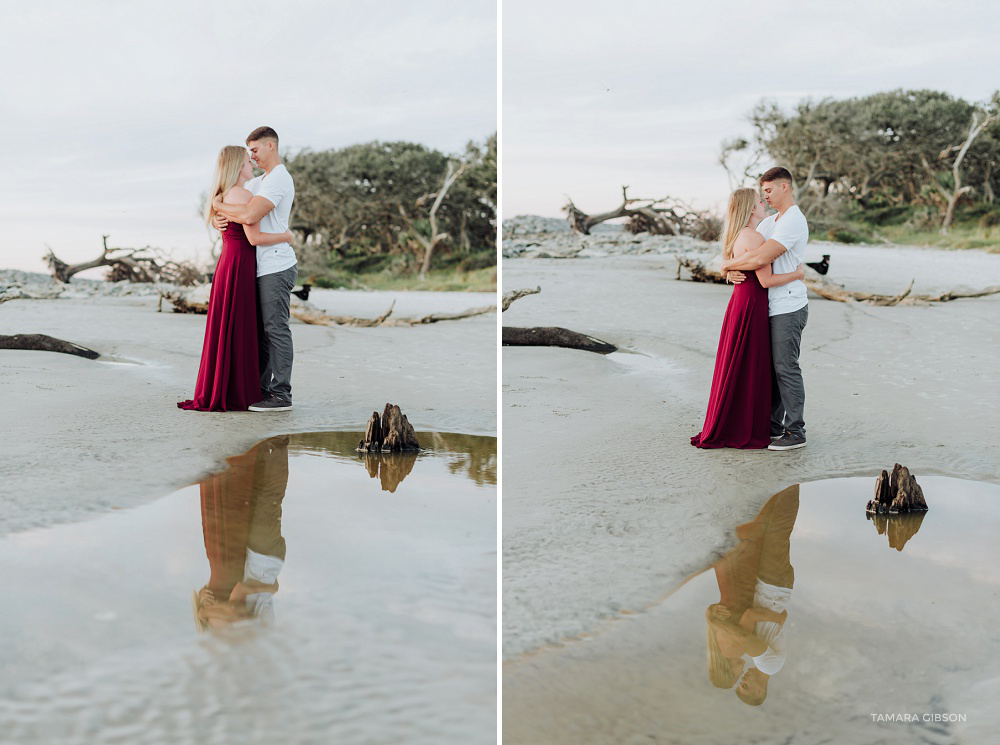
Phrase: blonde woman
[
  {"left": 691, "top": 188, "right": 804, "bottom": 448},
  {"left": 179, "top": 147, "right": 292, "bottom": 411}
]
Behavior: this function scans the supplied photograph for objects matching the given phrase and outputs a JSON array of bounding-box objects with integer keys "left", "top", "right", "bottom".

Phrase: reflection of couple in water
[
  {"left": 194, "top": 436, "right": 289, "bottom": 630},
  {"left": 706, "top": 485, "right": 799, "bottom": 706}
]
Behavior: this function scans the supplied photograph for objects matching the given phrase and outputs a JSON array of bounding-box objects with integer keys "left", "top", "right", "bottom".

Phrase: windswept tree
[
  {"left": 285, "top": 135, "right": 496, "bottom": 275},
  {"left": 727, "top": 90, "right": 1000, "bottom": 228}
]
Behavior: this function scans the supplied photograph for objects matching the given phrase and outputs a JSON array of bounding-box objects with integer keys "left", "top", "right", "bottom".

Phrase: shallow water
[
  {"left": 504, "top": 475, "right": 1000, "bottom": 745},
  {"left": 0, "top": 431, "right": 496, "bottom": 745}
]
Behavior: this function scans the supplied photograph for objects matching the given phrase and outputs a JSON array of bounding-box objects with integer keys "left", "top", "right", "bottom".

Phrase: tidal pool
[
  {"left": 0, "top": 431, "right": 496, "bottom": 744},
  {"left": 504, "top": 475, "right": 1000, "bottom": 745}
]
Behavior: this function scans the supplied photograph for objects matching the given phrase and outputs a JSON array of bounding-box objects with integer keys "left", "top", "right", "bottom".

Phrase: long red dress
[
  {"left": 691, "top": 269, "right": 771, "bottom": 449},
  {"left": 178, "top": 221, "right": 261, "bottom": 412}
]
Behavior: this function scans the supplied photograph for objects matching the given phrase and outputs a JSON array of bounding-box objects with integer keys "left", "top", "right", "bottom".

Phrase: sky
[
  {"left": 502, "top": 0, "right": 1000, "bottom": 219},
  {"left": 1, "top": 0, "right": 496, "bottom": 274}
]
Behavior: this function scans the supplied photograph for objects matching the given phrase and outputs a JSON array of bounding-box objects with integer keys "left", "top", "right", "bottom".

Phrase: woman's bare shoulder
[
  {"left": 732, "top": 227, "right": 765, "bottom": 256},
  {"left": 223, "top": 186, "right": 253, "bottom": 205}
]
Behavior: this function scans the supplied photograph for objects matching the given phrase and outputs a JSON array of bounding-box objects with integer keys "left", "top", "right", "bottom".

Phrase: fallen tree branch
[
  {"left": 502, "top": 326, "right": 617, "bottom": 354},
  {"left": 675, "top": 256, "right": 1000, "bottom": 306},
  {"left": 502, "top": 286, "right": 541, "bottom": 311},
  {"left": 47, "top": 235, "right": 203, "bottom": 285},
  {"left": 0, "top": 334, "right": 100, "bottom": 359},
  {"left": 158, "top": 288, "right": 495, "bottom": 326}
]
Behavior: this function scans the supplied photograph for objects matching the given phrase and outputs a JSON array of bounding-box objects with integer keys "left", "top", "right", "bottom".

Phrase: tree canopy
[
  {"left": 723, "top": 90, "right": 1000, "bottom": 231},
  {"left": 284, "top": 135, "right": 496, "bottom": 275}
]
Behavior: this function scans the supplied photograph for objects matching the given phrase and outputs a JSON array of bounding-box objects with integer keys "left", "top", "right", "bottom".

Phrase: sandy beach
[
  {"left": 502, "top": 232, "right": 1000, "bottom": 662},
  {"left": 0, "top": 281, "right": 497, "bottom": 536}
]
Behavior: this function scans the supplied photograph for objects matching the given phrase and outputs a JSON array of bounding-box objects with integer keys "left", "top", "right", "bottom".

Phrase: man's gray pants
[
  {"left": 769, "top": 305, "right": 808, "bottom": 438},
  {"left": 256, "top": 264, "right": 297, "bottom": 403}
]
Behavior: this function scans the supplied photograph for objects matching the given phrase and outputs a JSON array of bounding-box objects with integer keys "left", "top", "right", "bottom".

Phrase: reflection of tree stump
[
  {"left": 866, "top": 464, "right": 928, "bottom": 515},
  {"left": 869, "top": 512, "right": 927, "bottom": 551},
  {"left": 357, "top": 403, "right": 420, "bottom": 452},
  {"left": 359, "top": 452, "right": 418, "bottom": 493}
]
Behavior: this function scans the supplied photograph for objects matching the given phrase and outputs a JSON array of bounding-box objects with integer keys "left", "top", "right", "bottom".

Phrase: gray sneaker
[
  {"left": 249, "top": 396, "right": 292, "bottom": 412},
  {"left": 768, "top": 432, "right": 806, "bottom": 451}
]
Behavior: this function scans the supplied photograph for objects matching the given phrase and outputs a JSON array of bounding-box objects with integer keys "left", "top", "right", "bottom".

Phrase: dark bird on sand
[
  {"left": 292, "top": 283, "right": 311, "bottom": 301},
  {"left": 806, "top": 255, "right": 830, "bottom": 275}
]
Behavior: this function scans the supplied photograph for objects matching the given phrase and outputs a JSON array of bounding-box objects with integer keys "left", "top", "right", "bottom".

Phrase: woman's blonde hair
[
  {"left": 204, "top": 146, "right": 247, "bottom": 227},
  {"left": 719, "top": 187, "right": 759, "bottom": 261},
  {"left": 706, "top": 611, "right": 740, "bottom": 688}
]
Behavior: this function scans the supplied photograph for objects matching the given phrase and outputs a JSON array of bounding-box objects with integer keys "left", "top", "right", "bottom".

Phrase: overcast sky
[
  {"left": 503, "top": 0, "right": 1000, "bottom": 219},
  {"left": 1, "top": 0, "right": 496, "bottom": 273}
]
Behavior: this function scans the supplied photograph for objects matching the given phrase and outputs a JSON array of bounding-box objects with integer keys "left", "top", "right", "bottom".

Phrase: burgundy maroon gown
[
  {"left": 691, "top": 269, "right": 771, "bottom": 449},
  {"left": 178, "top": 221, "right": 261, "bottom": 412}
]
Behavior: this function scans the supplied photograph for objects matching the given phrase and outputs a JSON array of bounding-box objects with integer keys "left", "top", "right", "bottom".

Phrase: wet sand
[
  {"left": 502, "top": 244, "right": 1000, "bottom": 660},
  {"left": 0, "top": 287, "right": 496, "bottom": 536}
]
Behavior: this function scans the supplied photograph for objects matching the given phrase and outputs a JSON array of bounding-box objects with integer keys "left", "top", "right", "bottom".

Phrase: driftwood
[
  {"left": 357, "top": 403, "right": 420, "bottom": 453},
  {"left": 676, "top": 257, "right": 728, "bottom": 284},
  {"left": 502, "top": 326, "right": 617, "bottom": 354},
  {"left": 46, "top": 235, "right": 203, "bottom": 285},
  {"left": 502, "top": 286, "right": 541, "bottom": 311},
  {"left": 565, "top": 186, "right": 675, "bottom": 235},
  {"left": 158, "top": 289, "right": 496, "bottom": 326},
  {"left": 0, "top": 334, "right": 100, "bottom": 359},
  {"left": 676, "top": 256, "right": 1000, "bottom": 306},
  {"left": 501, "top": 285, "right": 616, "bottom": 354},
  {"left": 867, "top": 464, "right": 928, "bottom": 515},
  {"left": 564, "top": 186, "right": 720, "bottom": 239}
]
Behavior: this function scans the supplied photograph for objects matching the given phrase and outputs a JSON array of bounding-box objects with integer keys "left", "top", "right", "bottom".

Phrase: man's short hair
[
  {"left": 759, "top": 166, "right": 793, "bottom": 184},
  {"left": 247, "top": 126, "right": 279, "bottom": 145}
]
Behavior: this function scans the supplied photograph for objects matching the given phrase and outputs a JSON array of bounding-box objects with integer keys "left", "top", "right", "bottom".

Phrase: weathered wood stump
[
  {"left": 502, "top": 326, "right": 617, "bottom": 354},
  {"left": 357, "top": 403, "right": 420, "bottom": 453},
  {"left": 866, "top": 463, "right": 928, "bottom": 515},
  {"left": 0, "top": 334, "right": 100, "bottom": 359}
]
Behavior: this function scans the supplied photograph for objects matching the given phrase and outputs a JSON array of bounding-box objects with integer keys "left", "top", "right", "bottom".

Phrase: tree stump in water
[
  {"left": 357, "top": 403, "right": 420, "bottom": 453},
  {"left": 866, "top": 463, "right": 928, "bottom": 515}
]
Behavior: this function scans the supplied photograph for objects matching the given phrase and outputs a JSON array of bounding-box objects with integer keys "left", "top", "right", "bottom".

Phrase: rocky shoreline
[
  {"left": 502, "top": 214, "right": 716, "bottom": 261},
  {"left": 0, "top": 269, "right": 173, "bottom": 303}
]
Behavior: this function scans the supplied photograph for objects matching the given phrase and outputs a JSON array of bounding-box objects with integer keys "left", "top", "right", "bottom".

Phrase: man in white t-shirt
[
  {"left": 213, "top": 126, "right": 297, "bottom": 412},
  {"left": 721, "top": 167, "right": 809, "bottom": 450}
]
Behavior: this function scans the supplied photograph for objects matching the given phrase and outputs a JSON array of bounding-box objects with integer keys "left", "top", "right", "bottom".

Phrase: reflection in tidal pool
[
  {"left": 0, "top": 431, "right": 496, "bottom": 744},
  {"left": 504, "top": 476, "right": 1000, "bottom": 745}
]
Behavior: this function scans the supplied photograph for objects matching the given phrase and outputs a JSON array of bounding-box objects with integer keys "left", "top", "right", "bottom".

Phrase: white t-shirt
[
  {"left": 242, "top": 547, "right": 284, "bottom": 621},
  {"left": 757, "top": 205, "right": 809, "bottom": 317},
  {"left": 748, "top": 578, "right": 791, "bottom": 675},
  {"left": 245, "top": 163, "right": 297, "bottom": 277}
]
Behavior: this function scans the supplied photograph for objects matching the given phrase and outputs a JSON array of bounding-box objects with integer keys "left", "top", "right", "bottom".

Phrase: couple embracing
[
  {"left": 692, "top": 167, "right": 809, "bottom": 452},
  {"left": 178, "top": 126, "right": 297, "bottom": 414}
]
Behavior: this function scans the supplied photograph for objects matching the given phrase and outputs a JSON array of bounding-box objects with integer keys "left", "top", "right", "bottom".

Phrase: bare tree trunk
[
  {"left": 923, "top": 109, "right": 997, "bottom": 234},
  {"left": 399, "top": 160, "right": 470, "bottom": 279}
]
